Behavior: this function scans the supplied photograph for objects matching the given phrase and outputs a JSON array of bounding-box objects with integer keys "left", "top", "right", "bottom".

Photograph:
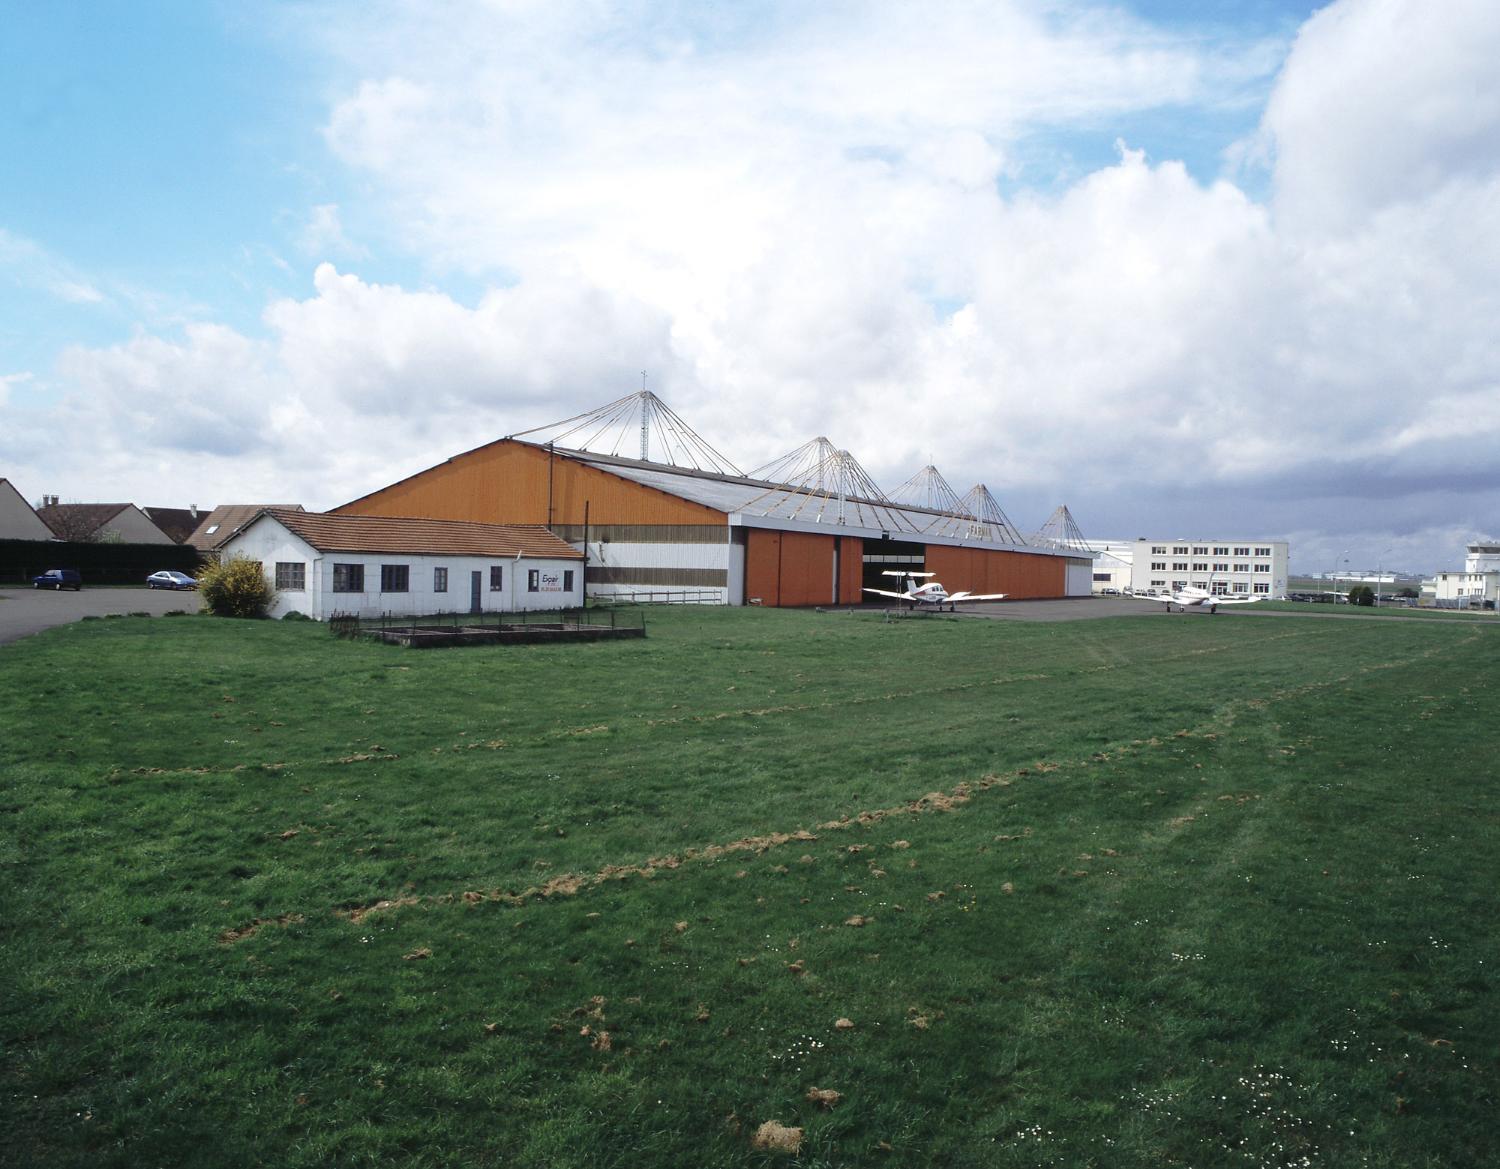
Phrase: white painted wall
[
  {"left": 222, "top": 517, "right": 584, "bottom": 619},
  {"left": 102, "top": 505, "right": 176, "bottom": 545},
  {"left": 1065, "top": 559, "right": 1095, "bottom": 596},
  {"left": 0, "top": 481, "right": 53, "bottom": 540}
]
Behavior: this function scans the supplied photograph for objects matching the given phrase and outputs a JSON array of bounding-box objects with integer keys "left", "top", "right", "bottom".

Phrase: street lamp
[
  {"left": 1376, "top": 546, "right": 1393, "bottom": 606},
  {"left": 1331, "top": 548, "right": 1349, "bottom": 601}
]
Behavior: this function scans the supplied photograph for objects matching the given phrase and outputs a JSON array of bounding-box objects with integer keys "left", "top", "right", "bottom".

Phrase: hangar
[{"left": 333, "top": 395, "right": 1090, "bottom": 607}]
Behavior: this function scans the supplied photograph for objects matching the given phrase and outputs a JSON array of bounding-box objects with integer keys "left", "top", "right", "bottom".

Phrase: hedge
[{"left": 0, "top": 538, "right": 205, "bottom": 586}]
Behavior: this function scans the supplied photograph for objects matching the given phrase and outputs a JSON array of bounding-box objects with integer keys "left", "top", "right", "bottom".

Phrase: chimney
[{"left": 190, "top": 504, "right": 198, "bottom": 519}]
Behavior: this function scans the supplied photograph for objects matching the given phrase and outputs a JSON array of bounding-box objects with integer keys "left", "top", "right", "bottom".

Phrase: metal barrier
[{"left": 591, "top": 588, "right": 723, "bottom": 606}]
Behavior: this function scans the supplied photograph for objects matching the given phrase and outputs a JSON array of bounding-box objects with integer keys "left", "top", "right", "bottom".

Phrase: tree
[
  {"left": 199, "top": 555, "right": 276, "bottom": 618},
  {"left": 1348, "top": 585, "right": 1375, "bottom": 607}
]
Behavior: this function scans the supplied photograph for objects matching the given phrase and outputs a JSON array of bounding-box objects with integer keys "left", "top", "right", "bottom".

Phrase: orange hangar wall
[
  {"left": 744, "top": 530, "right": 864, "bottom": 607},
  {"left": 334, "top": 440, "right": 724, "bottom": 528},
  {"left": 924, "top": 545, "right": 1066, "bottom": 599}
]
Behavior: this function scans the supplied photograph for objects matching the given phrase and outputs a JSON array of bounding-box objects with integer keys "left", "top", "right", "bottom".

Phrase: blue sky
[{"left": 4, "top": 0, "right": 1499, "bottom": 574}]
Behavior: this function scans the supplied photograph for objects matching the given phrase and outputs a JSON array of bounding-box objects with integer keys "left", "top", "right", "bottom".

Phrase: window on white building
[
  {"left": 275, "top": 562, "right": 305, "bottom": 591},
  {"left": 1254, "top": 547, "right": 1272, "bottom": 557},
  {"left": 434, "top": 567, "right": 448, "bottom": 593},
  {"left": 1212, "top": 562, "right": 1228, "bottom": 572},
  {"left": 1234, "top": 546, "right": 1250, "bottom": 556},
  {"left": 1254, "top": 583, "right": 1270, "bottom": 594},
  {"left": 380, "top": 564, "right": 409, "bottom": 593},
  {"left": 1255, "top": 564, "right": 1271, "bottom": 573},
  {"left": 1192, "top": 545, "right": 1208, "bottom": 555},
  {"left": 332, "top": 563, "right": 363, "bottom": 593},
  {"left": 1213, "top": 546, "right": 1228, "bottom": 555}
]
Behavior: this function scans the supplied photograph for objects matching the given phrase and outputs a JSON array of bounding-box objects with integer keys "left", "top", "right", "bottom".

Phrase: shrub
[
  {"left": 1348, "top": 585, "right": 1375, "bottom": 607},
  {"left": 199, "top": 555, "right": 276, "bottom": 618},
  {"left": 280, "top": 610, "right": 311, "bottom": 622}
]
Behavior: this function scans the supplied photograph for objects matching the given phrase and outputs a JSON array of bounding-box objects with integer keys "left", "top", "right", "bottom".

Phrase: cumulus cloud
[{"left": 8, "top": 0, "right": 1500, "bottom": 573}]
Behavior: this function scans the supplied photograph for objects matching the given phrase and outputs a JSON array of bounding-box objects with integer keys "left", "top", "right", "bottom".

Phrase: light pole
[
  {"left": 1376, "top": 546, "right": 1393, "bottom": 606},
  {"left": 1331, "top": 548, "right": 1349, "bottom": 602}
]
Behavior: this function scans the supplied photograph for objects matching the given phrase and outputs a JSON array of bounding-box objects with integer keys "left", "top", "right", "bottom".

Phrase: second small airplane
[
  {"left": 1138, "top": 585, "right": 1264, "bottom": 614},
  {"left": 862, "top": 571, "right": 1008, "bottom": 611}
]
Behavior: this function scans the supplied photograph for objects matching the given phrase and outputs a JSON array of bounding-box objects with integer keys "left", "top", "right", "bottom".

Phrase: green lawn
[{"left": 2, "top": 609, "right": 1496, "bottom": 1167}]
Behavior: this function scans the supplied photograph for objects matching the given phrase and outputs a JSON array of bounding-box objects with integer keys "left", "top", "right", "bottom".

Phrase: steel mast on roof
[
  {"left": 889, "top": 464, "right": 985, "bottom": 537},
  {"left": 1030, "top": 504, "right": 1092, "bottom": 552},
  {"left": 959, "top": 484, "right": 1027, "bottom": 545},
  {"left": 509, "top": 390, "right": 743, "bottom": 475},
  {"left": 744, "top": 438, "right": 920, "bottom": 532}
]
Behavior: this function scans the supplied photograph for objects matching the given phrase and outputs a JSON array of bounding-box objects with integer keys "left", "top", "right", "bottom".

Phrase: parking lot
[{"left": 0, "top": 586, "right": 200, "bottom": 646}]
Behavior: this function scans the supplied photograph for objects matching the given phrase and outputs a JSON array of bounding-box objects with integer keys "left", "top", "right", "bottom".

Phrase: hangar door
[{"left": 744, "top": 530, "right": 863, "bottom": 606}]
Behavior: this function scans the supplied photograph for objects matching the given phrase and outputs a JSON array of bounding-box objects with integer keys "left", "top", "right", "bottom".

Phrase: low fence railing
[
  {"left": 329, "top": 606, "right": 645, "bottom": 640},
  {"left": 591, "top": 588, "right": 722, "bottom": 606}
]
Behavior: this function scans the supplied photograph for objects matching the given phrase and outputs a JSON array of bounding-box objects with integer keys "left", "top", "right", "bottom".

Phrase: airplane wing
[
  {"left": 1208, "top": 596, "right": 1263, "bottom": 605},
  {"left": 862, "top": 588, "right": 910, "bottom": 600},
  {"left": 947, "top": 592, "right": 1008, "bottom": 602}
]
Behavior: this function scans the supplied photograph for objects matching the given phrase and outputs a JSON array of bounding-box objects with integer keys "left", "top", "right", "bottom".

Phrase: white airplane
[
  {"left": 862, "top": 571, "right": 1008, "bottom": 611},
  {"left": 1140, "top": 585, "right": 1264, "bottom": 614}
]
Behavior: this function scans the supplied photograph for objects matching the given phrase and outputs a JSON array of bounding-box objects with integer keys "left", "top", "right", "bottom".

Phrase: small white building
[
  {"left": 221, "top": 509, "right": 585, "bottom": 620},
  {"left": 1105, "top": 537, "right": 1291, "bottom": 599},
  {"left": 1427, "top": 569, "right": 1500, "bottom": 609},
  {"left": 1084, "top": 541, "right": 1136, "bottom": 592}
]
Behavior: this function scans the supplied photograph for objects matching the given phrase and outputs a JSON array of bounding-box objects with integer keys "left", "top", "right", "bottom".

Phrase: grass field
[{"left": 2, "top": 608, "right": 1496, "bottom": 1167}]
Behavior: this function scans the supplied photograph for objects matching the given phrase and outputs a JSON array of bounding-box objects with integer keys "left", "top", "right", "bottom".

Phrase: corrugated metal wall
[
  {"left": 744, "top": 531, "right": 868, "bottom": 606},
  {"left": 924, "top": 545, "right": 1066, "bottom": 599},
  {"left": 336, "top": 441, "right": 724, "bottom": 527}
]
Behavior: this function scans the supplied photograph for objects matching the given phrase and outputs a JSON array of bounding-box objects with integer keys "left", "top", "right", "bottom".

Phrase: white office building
[{"left": 1098, "top": 538, "right": 1290, "bottom": 599}]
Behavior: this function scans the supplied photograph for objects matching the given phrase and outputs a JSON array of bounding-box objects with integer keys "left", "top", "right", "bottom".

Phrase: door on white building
[{"left": 470, "top": 571, "right": 482, "bottom": 615}]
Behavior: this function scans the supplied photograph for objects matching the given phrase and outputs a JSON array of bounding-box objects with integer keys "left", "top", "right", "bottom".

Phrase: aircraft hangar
[{"left": 331, "top": 395, "right": 1092, "bottom": 607}]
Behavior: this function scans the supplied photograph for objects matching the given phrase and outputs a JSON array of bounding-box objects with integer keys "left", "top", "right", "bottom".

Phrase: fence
[
  {"left": 329, "top": 605, "right": 646, "bottom": 642},
  {"left": 591, "top": 588, "right": 722, "bottom": 606}
]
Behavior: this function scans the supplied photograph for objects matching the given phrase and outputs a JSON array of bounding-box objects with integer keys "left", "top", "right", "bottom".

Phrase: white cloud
[
  {"left": 10, "top": 0, "right": 1500, "bottom": 572},
  {"left": 0, "top": 229, "right": 106, "bottom": 304},
  {"left": 299, "top": 203, "right": 367, "bottom": 260}
]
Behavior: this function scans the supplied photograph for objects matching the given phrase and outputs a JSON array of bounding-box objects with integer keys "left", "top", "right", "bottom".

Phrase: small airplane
[
  {"left": 862, "top": 571, "right": 1008, "bottom": 611},
  {"left": 1139, "top": 585, "right": 1264, "bottom": 614}
]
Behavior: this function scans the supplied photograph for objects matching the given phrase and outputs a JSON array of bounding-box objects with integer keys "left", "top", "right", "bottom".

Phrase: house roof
[
  {"left": 143, "top": 507, "right": 205, "bottom": 544},
  {"left": 189, "top": 503, "right": 304, "bottom": 550},
  {"left": 36, "top": 502, "right": 132, "bottom": 540},
  {"left": 0, "top": 479, "right": 55, "bottom": 539},
  {"left": 254, "top": 508, "right": 584, "bottom": 559}
]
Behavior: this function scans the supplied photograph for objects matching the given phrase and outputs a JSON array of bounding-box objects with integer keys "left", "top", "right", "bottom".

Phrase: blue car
[
  {"left": 32, "top": 569, "right": 83, "bottom": 590},
  {"left": 147, "top": 570, "right": 199, "bottom": 590}
]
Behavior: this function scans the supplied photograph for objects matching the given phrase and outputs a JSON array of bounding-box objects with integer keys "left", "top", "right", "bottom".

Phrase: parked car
[
  {"left": 32, "top": 569, "right": 83, "bottom": 591},
  {"left": 147, "top": 570, "right": 199, "bottom": 591}
]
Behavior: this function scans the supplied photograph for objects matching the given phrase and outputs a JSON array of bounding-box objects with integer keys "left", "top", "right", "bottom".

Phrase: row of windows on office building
[
  {"left": 1149, "top": 545, "right": 1274, "bottom": 557},
  {"left": 271, "top": 562, "right": 574, "bottom": 594},
  {"left": 1148, "top": 561, "right": 1274, "bottom": 573}
]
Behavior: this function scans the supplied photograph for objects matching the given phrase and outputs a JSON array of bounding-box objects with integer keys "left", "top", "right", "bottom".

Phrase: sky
[{"left": 3, "top": 0, "right": 1498, "bottom": 576}]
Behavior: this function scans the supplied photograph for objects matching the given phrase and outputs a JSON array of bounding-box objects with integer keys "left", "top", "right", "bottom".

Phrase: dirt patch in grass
[
  {"left": 218, "top": 912, "right": 304, "bottom": 945},
  {"left": 752, "top": 1120, "right": 803, "bottom": 1153}
]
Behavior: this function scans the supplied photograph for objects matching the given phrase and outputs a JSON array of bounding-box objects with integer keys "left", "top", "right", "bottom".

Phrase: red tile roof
[
  {"left": 189, "top": 504, "right": 304, "bottom": 550},
  {"left": 256, "top": 509, "right": 583, "bottom": 559}
]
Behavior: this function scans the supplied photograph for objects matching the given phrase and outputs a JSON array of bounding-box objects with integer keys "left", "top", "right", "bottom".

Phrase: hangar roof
[{"left": 563, "top": 446, "right": 1040, "bottom": 550}]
